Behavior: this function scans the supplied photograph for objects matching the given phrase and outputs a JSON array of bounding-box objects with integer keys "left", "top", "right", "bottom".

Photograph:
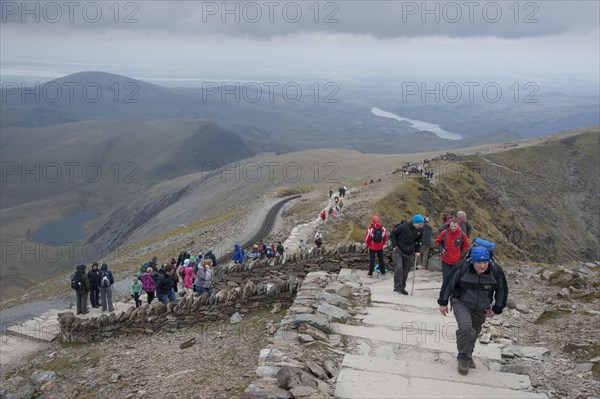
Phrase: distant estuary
[{"left": 371, "top": 107, "right": 463, "bottom": 140}]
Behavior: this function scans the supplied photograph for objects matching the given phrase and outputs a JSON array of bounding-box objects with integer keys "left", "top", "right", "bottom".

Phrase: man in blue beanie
[
  {"left": 390, "top": 214, "right": 424, "bottom": 294},
  {"left": 437, "top": 246, "right": 508, "bottom": 375}
]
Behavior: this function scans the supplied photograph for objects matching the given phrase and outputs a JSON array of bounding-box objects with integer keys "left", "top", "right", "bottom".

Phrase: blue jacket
[{"left": 233, "top": 243, "right": 244, "bottom": 264}]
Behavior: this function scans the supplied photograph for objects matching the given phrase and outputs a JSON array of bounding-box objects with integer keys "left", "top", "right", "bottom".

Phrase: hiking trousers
[
  {"left": 393, "top": 248, "right": 414, "bottom": 291},
  {"left": 89, "top": 286, "right": 100, "bottom": 307},
  {"left": 451, "top": 298, "right": 486, "bottom": 361},
  {"left": 368, "top": 249, "right": 385, "bottom": 275},
  {"left": 76, "top": 291, "right": 88, "bottom": 314},
  {"left": 100, "top": 286, "right": 114, "bottom": 312}
]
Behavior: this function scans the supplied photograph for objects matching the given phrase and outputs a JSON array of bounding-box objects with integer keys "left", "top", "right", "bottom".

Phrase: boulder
[
  {"left": 293, "top": 314, "right": 331, "bottom": 333},
  {"left": 317, "top": 304, "right": 350, "bottom": 322}
]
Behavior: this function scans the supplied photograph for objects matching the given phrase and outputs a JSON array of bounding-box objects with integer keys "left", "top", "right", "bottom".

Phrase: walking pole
[{"left": 410, "top": 255, "right": 419, "bottom": 295}]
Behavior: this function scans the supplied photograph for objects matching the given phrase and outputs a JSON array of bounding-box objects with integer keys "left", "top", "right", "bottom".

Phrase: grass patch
[
  {"left": 276, "top": 186, "right": 313, "bottom": 196},
  {"left": 572, "top": 291, "right": 600, "bottom": 302},
  {"left": 534, "top": 309, "right": 571, "bottom": 324},
  {"left": 42, "top": 356, "right": 71, "bottom": 372}
]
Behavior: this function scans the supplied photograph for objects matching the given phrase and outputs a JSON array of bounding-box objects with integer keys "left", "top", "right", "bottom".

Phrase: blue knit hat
[
  {"left": 412, "top": 214, "right": 424, "bottom": 224},
  {"left": 471, "top": 247, "right": 490, "bottom": 263}
]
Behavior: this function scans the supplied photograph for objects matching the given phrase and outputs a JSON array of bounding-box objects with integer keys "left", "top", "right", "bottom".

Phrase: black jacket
[
  {"left": 204, "top": 251, "right": 217, "bottom": 267},
  {"left": 87, "top": 268, "right": 101, "bottom": 287},
  {"left": 390, "top": 222, "right": 422, "bottom": 255},
  {"left": 421, "top": 224, "right": 433, "bottom": 246},
  {"left": 155, "top": 271, "right": 177, "bottom": 295},
  {"left": 438, "top": 259, "right": 508, "bottom": 314}
]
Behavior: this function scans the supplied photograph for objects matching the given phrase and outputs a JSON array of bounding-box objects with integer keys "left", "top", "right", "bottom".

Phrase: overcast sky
[{"left": 1, "top": 1, "right": 599, "bottom": 89}]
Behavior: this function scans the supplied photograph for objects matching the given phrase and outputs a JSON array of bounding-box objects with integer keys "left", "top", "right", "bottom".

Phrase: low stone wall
[
  {"left": 58, "top": 242, "right": 377, "bottom": 343},
  {"left": 237, "top": 270, "right": 368, "bottom": 399}
]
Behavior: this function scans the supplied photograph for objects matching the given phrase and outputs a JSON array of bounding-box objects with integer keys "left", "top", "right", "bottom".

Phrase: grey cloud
[{"left": 1, "top": 1, "right": 598, "bottom": 39}]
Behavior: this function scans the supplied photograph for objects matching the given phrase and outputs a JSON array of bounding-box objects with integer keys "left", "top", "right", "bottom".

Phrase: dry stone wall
[{"left": 58, "top": 243, "right": 377, "bottom": 343}]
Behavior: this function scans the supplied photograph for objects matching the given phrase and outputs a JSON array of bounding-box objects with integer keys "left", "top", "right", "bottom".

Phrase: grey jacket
[{"left": 194, "top": 266, "right": 213, "bottom": 289}]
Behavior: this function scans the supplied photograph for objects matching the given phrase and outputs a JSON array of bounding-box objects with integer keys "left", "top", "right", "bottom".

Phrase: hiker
[
  {"left": 320, "top": 210, "right": 326, "bottom": 221},
  {"left": 233, "top": 243, "right": 245, "bottom": 264},
  {"left": 365, "top": 215, "right": 387, "bottom": 277},
  {"left": 71, "top": 264, "right": 90, "bottom": 315},
  {"left": 276, "top": 241, "right": 285, "bottom": 257},
  {"left": 194, "top": 259, "right": 214, "bottom": 297},
  {"left": 390, "top": 214, "right": 424, "bottom": 294},
  {"left": 148, "top": 256, "right": 159, "bottom": 271},
  {"left": 87, "top": 261, "right": 101, "bottom": 308},
  {"left": 131, "top": 277, "right": 143, "bottom": 308},
  {"left": 438, "top": 247, "right": 508, "bottom": 375},
  {"left": 315, "top": 231, "right": 323, "bottom": 249},
  {"left": 183, "top": 262, "right": 195, "bottom": 297},
  {"left": 329, "top": 187, "right": 333, "bottom": 198},
  {"left": 99, "top": 263, "right": 115, "bottom": 312},
  {"left": 418, "top": 217, "right": 433, "bottom": 270},
  {"left": 338, "top": 198, "right": 344, "bottom": 212},
  {"left": 439, "top": 210, "right": 472, "bottom": 238},
  {"left": 156, "top": 264, "right": 177, "bottom": 304},
  {"left": 176, "top": 249, "right": 190, "bottom": 268},
  {"left": 435, "top": 218, "right": 470, "bottom": 282},
  {"left": 249, "top": 245, "right": 261, "bottom": 260},
  {"left": 140, "top": 267, "right": 156, "bottom": 304},
  {"left": 204, "top": 250, "right": 217, "bottom": 267}
]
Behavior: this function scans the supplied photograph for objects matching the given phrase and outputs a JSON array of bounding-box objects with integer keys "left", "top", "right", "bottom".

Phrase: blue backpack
[{"left": 461, "top": 237, "right": 496, "bottom": 260}]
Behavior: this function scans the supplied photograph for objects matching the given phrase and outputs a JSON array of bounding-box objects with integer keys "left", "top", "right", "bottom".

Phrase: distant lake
[
  {"left": 371, "top": 107, "right": 463, "bottom": 140},
  {"left": 31, "top": 211, "right": 97, "bottom": 245}
]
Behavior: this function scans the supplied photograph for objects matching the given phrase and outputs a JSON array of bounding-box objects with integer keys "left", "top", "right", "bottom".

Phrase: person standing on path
[
  {"left": 390, "top": 214, "right": 424, "bottom": 294},
  {"left": 438, "top": 247, "right": 508, "bottom": 375},
  {"left": 365, "top": 215, "right": 388, "bottom": 277},
  {"left": 434, "top": 218, "right": 470, "bottom": 283},
  {"left": 99, "top": 263, "right": 115, "bottom": 312}
]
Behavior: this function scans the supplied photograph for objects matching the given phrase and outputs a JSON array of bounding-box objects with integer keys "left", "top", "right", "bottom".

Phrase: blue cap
[
  {"left": 471, "top": 247, "right": 490, "bottom": 263},
  {"left": 412, "top": 214, "right": 424, "bottom": 224}
]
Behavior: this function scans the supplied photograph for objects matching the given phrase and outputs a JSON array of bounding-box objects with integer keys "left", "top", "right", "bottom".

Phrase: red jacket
[
  {"left": 365, "top": 223, "right": 387, "bottom": 251},
  {"left": 434, "top": 227, "right": 469, "bottom": 265}
]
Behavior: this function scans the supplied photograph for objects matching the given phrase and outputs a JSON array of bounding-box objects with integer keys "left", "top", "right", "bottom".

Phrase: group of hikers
[
  {"left": 70, "top": 250, "right": 220, "bottom": 314},
  {"left": 364, "top": 210, "right": 508, "bottom": 375},
  {"left": 247, "top": 241, "right": 285, "bottom": 260}
]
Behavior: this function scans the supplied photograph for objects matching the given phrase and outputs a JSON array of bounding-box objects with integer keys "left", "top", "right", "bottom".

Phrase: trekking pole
[{"left": 410, "top": 255, "right": 418, "bottom": 295}]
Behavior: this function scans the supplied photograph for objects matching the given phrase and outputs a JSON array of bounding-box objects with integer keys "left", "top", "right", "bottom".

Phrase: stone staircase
[{"left": 333, "top": 269, "right": 547, "bottom": 399}]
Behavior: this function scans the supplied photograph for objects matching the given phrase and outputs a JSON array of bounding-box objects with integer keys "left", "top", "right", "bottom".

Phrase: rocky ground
[
  {"left": 498, "top": 261, "right": 600, "bottom": 398},
  {"left": 1, "top": 306, "right": 286, "bottom": 399}
]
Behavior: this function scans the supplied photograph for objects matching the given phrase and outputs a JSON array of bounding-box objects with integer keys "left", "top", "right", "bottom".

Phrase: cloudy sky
[{"left": 1, "top": 1, "right": 599, "bottom": 90}]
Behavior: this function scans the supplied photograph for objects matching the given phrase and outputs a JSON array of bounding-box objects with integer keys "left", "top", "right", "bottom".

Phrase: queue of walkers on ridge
[{"left": 69, "top": 241, "right": 292, "bottom": 315}]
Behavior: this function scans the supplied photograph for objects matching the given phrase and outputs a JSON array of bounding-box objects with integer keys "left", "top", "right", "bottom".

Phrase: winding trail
[{"left": 0, "top": 195, "right": 301, "bottom": 333}]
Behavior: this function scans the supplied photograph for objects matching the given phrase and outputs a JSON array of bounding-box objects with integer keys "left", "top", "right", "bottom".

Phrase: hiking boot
[
  {"left": 469, "top": 359, "right": 476, "bottom": 369},
  {"left": 458, "top": 359, "right": 470, "bottom": 375},
  {"left": 401, "top": 289, "right": 409, "bottom": 295},
  {"left": 367, "top": 273, "right": 373, "bottom": 278}
]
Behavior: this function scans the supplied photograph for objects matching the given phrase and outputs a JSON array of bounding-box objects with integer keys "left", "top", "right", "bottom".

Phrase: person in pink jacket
[
  {"left": 365, "top": 215, "right": 388, "bottom": 277},
  {"left": 183, "top": 265, "right": 195, "bottom": 297}
]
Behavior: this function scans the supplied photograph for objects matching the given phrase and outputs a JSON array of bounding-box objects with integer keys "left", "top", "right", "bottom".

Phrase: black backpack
[
  {"left": 372, "top": 227, "right": 384, "bottom": 243},
  {"left": 71, "top": 273, "right": 83, "bottom": 291}
]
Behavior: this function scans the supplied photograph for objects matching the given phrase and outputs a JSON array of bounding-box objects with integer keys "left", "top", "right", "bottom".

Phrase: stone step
[
  {"left": 341, "top": 354, "right": 532, "bottom": 390},
  {"left": 335, "top": 368, "right": 547, "bottom": 399},
  {"left": 363, "top": 305, "right": 451, "bottom": 331},
  {"left": 369, "top": 287, "right": 441, "bottom": 311},
  {"left": 332, "top": 323, "right": 502, "bottom": 360}
]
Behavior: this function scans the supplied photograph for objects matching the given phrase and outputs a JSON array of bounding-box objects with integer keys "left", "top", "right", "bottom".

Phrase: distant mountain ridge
[{"left": 5, "top": 71, "right": 597, "bottom": 153}]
